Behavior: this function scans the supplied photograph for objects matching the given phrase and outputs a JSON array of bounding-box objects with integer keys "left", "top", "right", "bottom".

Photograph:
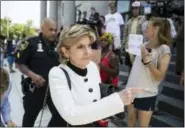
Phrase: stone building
[
  {"left": 40, "top": 0, "right": 183, "bottom": 30},
  {"left": 40, "top": 0, "right": 131, "bottom": 30}
]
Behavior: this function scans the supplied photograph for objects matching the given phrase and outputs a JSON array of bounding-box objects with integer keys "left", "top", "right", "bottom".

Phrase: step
[
  {"left": 165, "top": 71, "right": 181, "bottom": 84},
  {"left": 168, "top": 61, "right": 176, "bottom": 72},
  {"left": 119, "top": 71, "right": 129, "bottom": 77},
  {"left": 119, "top": 64, "right": 130, "bottom": 72},
  {"left": 118, "top": 73, "right": 129, "bottom": 83},
  {"left": 171, "top": 54, "right": 176, "bottom": 63},
  {"left": 110, "top": 117, "right": 127, "bottom": 127},
  {"left": 157, "top": 94, "right": 184, "bottom": 119},
  {"left": 160, "top": 81, "right": 184, "bottom": 100},
  {"left": 150, "top": 114, "right": 184, "bottom": 127},
  {"left": 111, "top": 109, "right": 183, "bottom": 127}
]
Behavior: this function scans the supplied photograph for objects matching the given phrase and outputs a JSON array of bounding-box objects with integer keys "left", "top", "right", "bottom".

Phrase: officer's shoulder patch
[
  {"left": 19, "top": 40, "right": 29, "bottom": 51},
  {"left": 16, "top": 52, "right": 20, "bottom": 58}
]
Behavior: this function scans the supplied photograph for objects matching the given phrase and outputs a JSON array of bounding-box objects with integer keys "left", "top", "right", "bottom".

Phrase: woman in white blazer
[{"left": 49, "top": 24, "right": 144, "bottom": 127}]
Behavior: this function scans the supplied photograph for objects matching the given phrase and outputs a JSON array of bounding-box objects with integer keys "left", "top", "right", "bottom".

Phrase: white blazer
[{"left": 49, "top": 61, "right": 124, "bottom": 125}]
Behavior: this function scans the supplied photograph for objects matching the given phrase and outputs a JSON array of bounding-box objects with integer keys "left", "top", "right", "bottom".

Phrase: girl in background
[
  {"left": 100, "top": 32, "right": 119, "bottom": 87},
  {"left": 126, "top": 18, "right": 172, "bottom": 127}
]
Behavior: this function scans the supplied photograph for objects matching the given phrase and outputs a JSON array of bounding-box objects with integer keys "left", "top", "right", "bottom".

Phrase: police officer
[{"left": 15, "top": 18, "right": 62, "bottom": 127}]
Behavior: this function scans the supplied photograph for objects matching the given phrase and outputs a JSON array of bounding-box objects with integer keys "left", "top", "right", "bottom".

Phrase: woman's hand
[
  {"left": 99, "top": 63, "right": 107, "bottom": 71},
  {"left": 141, "top": 45, "right": 151, "bottom": 63},
  {"left": 118, "top": 88, "right": 144, "bottom": 105}
]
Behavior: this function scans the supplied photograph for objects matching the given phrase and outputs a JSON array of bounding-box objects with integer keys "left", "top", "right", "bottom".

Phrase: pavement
[
  {"left": 3, "top": 59, "right": 117, "bottom": 127},
  {"left": 3, "top": 60, "right": 52, "bottom": 127}
]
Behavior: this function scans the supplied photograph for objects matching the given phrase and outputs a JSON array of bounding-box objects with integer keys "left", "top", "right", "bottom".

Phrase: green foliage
[{"left": 0, "top": 17, "right": 37, "bottom": 39}]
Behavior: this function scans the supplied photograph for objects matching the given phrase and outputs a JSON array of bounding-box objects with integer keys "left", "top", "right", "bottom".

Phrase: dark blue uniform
[
  {"left": 15, "top": 33, "right": 63, "bottom": 127},
  {"left": 7, "top": 40, "right": 16, "bottom": 65}
]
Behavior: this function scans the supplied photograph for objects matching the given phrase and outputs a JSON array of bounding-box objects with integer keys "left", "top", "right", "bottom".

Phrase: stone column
[
  {"left": 49, "top": 1, "right": 58, "bottom": 28},
  {"left": 40, "top": 0, "right": 47, "bottom": 25},
  {"left": 62, "top": 1, "right": 75, "bottom": 26},
  {"left": 57, "top": 1, "right": 62, "bottom": 31}
]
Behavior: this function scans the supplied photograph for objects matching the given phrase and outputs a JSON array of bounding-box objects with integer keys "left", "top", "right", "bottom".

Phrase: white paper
[
  {"left": 126, "top": 34, "right": 143, "bottom": 56},
  {"left": 144, "top": 4, "right": 152, "bottom": 14}
]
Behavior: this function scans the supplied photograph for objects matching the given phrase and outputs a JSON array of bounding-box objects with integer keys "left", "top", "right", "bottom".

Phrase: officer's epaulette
[{"left": 19, "top": 40, "right": 29, "bottom": 51}]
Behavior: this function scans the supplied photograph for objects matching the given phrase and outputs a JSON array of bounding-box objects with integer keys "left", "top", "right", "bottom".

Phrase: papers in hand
[{"left": 126, "top": 34, "right": 143, "bottom": 56}]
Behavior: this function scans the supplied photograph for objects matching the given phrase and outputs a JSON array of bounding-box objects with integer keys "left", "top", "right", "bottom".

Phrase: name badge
[{"left": 37, "top": 43, "right": 44, "bottom": 52}]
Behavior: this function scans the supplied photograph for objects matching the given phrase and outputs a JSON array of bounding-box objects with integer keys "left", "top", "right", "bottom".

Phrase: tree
[
  {"left": 0, "top": 17, "right": 11, "bottom": 37},
  {"left": 0, "top": 18, "right": 36, "bottom": 39},
  {"left": 23, "top": 20, "right": 37, "bottom": 37}
]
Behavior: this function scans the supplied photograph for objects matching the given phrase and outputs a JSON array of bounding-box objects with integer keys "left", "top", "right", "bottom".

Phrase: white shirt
[
  {"left": 105, "top": 12, "right": 124, "bottom": 37},
  {"left": 126, "top": 44, "right": 171, "bottom": 98},
  {"left": 0, "top": 48, "right": 4, "bottom": 67},
  {"left": 49, "top": 61, "right": 124, "bottom": 125}
]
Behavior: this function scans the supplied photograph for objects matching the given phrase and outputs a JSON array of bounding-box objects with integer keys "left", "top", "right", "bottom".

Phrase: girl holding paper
[{"left": 126, "top": 18, "right": 172, "bottom": 127}]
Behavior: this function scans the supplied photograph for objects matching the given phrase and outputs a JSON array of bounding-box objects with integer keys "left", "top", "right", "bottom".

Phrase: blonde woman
[
  {"left": 49, "top": 24, "right": 144, "bottom": 127},
  {"left": 126, "top": 19, "right": 172, "bottom": 127}
]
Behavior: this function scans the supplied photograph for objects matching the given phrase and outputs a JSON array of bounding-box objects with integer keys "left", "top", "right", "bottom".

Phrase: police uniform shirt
[
  {"left": 49, "top": 61, "right": 124, "bottom": 126},
  {"left": 15, "top": 34, "right": 60, "bottom": 83}
]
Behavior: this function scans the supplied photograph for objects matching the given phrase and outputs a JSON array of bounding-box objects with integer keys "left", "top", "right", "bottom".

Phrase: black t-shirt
[{"left": 15, "top": 34, "right": 60, "bottom": 83}]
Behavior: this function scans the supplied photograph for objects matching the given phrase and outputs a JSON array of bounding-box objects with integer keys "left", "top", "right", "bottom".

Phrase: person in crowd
[
  {"left": 175, "top": 24, "right": 184, "bottom": 86},
  {"left": 167, "top": 15, "right": 177, "bottom": 40},
  {"left": 97, "top": 16, "right": 106, "bottom": 37},
  {"left": 0, "top": 67, "right": 16, "bottom": 127},
  {"left": 105, "top": 2, "right": 124, "bottom": 64},
  {"left": 57, "top": 25, "right": 64, "bottom": 42},
  {"left": 123, "top": 1, "right": 145, "bottom": 79},
  {"left": 14, "top": 34, "right": 27, "bottom": 53},
  {"left": 100, "top": 32, "right": 119, "bottom": 87},
  {"left": 82, "top": 11, "right": 88, "bottom": 23},
  {"left": 15, "top": 18, "right": 63, "bottom": 127},
  {"left": 126, "top": 18, "right": 172, "bottom": 127},
  {"left": 49, "top": 24, "right": 144, "bottom": 127},
  {"left": 7, "top": 39, "right": 16, "bottom": 73},
  {"left": 175, "top": 17, "right": 183, "bottom": 32},
  {"left": 180, "top": 71, "right": 184, "bottom": 86},
  {"left": 100, "top": 16, "right": 105, "bottom": 27},
  {"left": 0, "top": 35, "right": 6, "bottom": 67},
  {"left": 89, "top": 7, "right": 100, "bottom": 23}
]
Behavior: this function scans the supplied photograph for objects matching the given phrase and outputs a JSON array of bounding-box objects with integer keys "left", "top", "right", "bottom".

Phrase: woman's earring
[{"left": 67, "top": 58, "right": 69, "bottom": 62}]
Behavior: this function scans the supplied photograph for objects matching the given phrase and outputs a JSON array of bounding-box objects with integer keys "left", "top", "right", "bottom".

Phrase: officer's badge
[
  {"left": 19, "top": 41, "right": 29, "bottom": 51},
  {"left": 37, "top": 43, "right": 43, "bottom": 52}
]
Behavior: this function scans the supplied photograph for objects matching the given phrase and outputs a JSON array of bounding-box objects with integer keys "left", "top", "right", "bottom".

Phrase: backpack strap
[{"left": 60, "top": 67, "right": 71, "bottom": 90}]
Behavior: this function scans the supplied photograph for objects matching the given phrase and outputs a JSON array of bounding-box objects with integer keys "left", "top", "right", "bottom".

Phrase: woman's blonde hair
[
  {"left": 57, "top": 24, "right": 96, "bottom": 63},
  {"left": 150, "top": 18, "right": 172, "bottom": 46},
  {"left": 0, "top": 67, "right": 9, "bottom": 94}
]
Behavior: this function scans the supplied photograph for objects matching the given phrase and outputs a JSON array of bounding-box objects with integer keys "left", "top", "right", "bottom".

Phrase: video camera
[{"left": 76, "top": 19, "right": 102, "bottom": 31}]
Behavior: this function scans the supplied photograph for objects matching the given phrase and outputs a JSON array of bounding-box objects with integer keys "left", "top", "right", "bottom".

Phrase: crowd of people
[{"left": 0, "top": 1, "right": 184, "bottom": 127}]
